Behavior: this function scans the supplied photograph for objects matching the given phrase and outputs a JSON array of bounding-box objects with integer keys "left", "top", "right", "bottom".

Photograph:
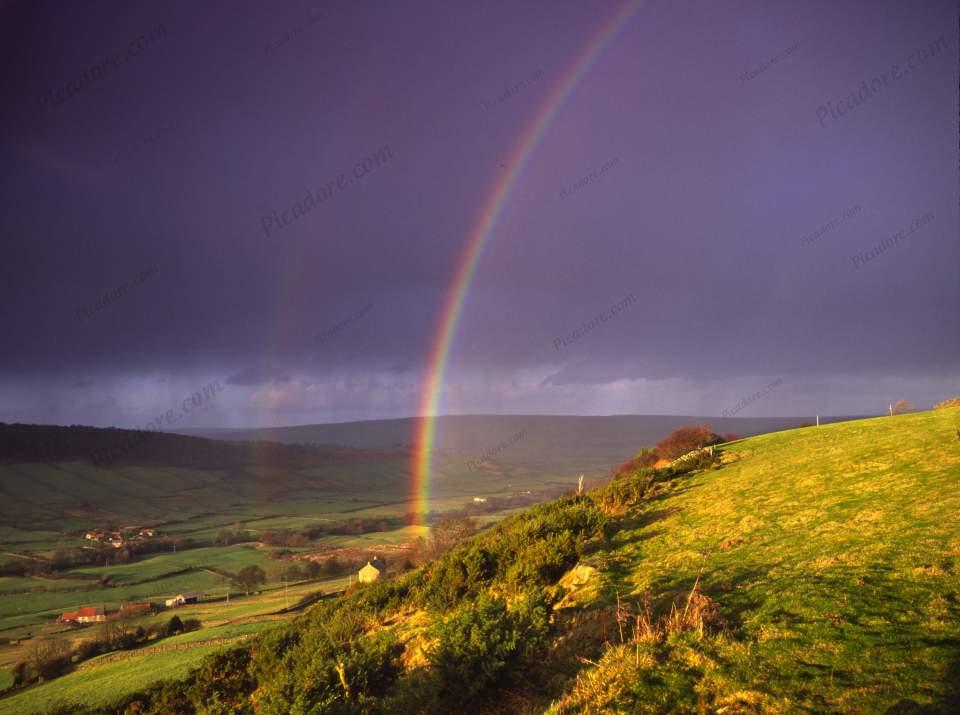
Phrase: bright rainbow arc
[{"left": 410, "top": 1, "right": 643, "bottom": 522}]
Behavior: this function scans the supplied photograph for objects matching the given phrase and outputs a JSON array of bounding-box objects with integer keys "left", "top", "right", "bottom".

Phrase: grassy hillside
[
  {"left": 551, "top": 408, "right": 960, "bottom": 712},
  {"left": 32, "top": 407, "right": 956, "bottom": 713}
]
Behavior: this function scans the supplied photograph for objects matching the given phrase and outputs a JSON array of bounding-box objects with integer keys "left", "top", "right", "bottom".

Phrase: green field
[
  {"left": 0, "top": 667, "right": 13, "bottom": 692},
  {"left": 0, "top": 425, "right": 585, "bottom": 708},
  {"left": 0, "top": 575, "right": 346, "bottom": 713},
  {"left": 3, "top": 637, "right": 250, "bottom": 713}
]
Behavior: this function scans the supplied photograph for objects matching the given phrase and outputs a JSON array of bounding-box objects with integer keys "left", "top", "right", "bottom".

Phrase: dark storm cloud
[
  {"left": 226, "top": 365, "right": 291, "bottom": 387},
  {"left": 0, "top": 0, "right": 956, "bottom": 427}
]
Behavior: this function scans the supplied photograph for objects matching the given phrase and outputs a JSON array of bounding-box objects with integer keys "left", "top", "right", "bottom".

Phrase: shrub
[
  {"left": 612, "top": 448, "right": 658, "bottom": 476},
  {"left": 933, "top": 396, "right": 960, "bottom": 410},
  {"left": 418, "top": 516, "right": 478, "bottom": 560},
  {"left": 655, "top": 425, "right": 720, "bottom": 460},
  {"left": 184, "top": 648, "right": 256, "bottom": 714},
  {"left": 165, "top": 615, "right": 183, "bottom": 637},
  {"left": 429, "top": 592, "right": 549, "bottom": 703},
  {"left": 416, "top": 496, "right": 605, "bottom": 609},
  {"left": 594, "top": 471, "right": 655, "bottom": 515},
  {"left": 504, "top": 530, "right": 581, "bottom": 589},
  {"left": 252, "top": 612, "right": 403, "bottom": 713},
  {"left": 419, "top": 546, "right": 494, "bottom": 610}
]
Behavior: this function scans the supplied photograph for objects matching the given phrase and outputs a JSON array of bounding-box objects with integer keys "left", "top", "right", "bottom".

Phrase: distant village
[
  {"left": 59, "top": 526, "right": 210, "bottom": 624},
  {"left": 82, "top": 525, "right": 158, "bottom": 549}
]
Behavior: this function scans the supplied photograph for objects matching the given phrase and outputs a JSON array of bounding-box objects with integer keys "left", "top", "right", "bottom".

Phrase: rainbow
[{"left": 409, "top": 0, "right": 644, "bottom": 522}]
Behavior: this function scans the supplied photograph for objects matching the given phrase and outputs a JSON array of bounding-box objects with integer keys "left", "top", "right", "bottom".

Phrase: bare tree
[
  {"left": 23, "top": 636, "right": 71, "bottom": 679},
  {"left": 417, "top": 516, "right": 478, "bottom": 560},
  {"left": 890, "top": 400, "right": 913, "bottom": 415}
]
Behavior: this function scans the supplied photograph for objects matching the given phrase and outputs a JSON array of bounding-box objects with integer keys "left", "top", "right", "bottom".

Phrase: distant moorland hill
[
  {"left": 0, "top": 422, "right": 360, "bottom": 469},
  {"left": 178, "top": 413, "right": 864, "bottom": 464},
  {"left": 0, "top": 423, "right": 410, "bottom": 529}
]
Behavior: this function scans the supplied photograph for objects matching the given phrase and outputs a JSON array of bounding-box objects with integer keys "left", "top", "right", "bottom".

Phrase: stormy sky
[{"left": 0, "top": 0, "right": 957, "bottom": 429}]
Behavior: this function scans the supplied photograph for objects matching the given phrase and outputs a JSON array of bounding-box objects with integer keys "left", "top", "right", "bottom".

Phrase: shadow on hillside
[
  {"left": 885, "top": 655, "right": 960, "bottom": 714},
  {"left": 646, "top": 481, "right": 704, "bottom": 503},
  {"left": 944, "top": 656, "right": 960, "bottom": 711},
  {"left": 639, "top": 569, "right": 768, "bottom": 633},
  {"left": 615, "top": 507, "right": 680, "bottom": 533}
]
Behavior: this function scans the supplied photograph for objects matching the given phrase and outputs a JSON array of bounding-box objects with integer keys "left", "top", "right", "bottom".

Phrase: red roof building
[{"left": 60, "top": 606, "right": 106, "bottom": 623}]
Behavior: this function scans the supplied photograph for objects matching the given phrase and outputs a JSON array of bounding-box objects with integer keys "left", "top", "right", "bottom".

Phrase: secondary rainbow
[{"left": 410, "top": 0, "right": 643, "bottom": 522}]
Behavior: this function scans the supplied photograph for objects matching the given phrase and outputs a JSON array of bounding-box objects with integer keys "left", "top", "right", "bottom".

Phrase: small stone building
[
  {"left": 358, "top": 556, "right": 386, "bottom": 583},
  {"left": 164, "top": 591, "right": 202, "bottom": 608}
]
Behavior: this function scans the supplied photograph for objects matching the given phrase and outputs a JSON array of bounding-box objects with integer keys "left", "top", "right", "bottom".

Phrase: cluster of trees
[
  {"left": 213, "top": 529, "right": 254, "bottom": 546},
  {"left": 231, "top": 565, "right": 267, "bottom": 593},
  {"left": 654, "top": 425, "right": 722, "bottom": 460},
  {"left": 274, "top": 558, "right": 337, "bottom": 582},
  {"left": 10, "top": 615, "right": 201, "bottom": 689},
  {"left": 612, "top": 425, "right": 724, "bottom": 477},
  {"left": 249, "top": 516, "right": 404, "bottom": 549},
  {"left": 890, "top": 399, "right": 913, "bottom": 415},
  {"left": 411, "top": 516, "right": 478, "bottom": 562}
]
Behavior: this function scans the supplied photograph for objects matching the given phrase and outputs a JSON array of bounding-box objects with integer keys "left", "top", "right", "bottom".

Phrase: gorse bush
[
  {"left": 612, "top": 447, "right": 658, "bottom": 476},
  {"left": 257, "top": 628, "right": 402, "bottom": 713},
  {"left": 594, "top": 470, "right": 656, "bottom": 516},
  {"left": 417, "top": 495, "right": 606, "bottom": 610},
  {"left": 428, "top": 591, "right": 550, "bottom": 702}
]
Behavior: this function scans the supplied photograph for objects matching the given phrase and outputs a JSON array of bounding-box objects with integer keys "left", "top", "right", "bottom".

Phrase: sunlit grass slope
[{"left": 557, "top": 409, "right": 960, "bottom": 712}]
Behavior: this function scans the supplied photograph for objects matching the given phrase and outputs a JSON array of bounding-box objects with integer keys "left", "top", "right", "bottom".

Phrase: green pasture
[{"left": 554, "top": 409, "right": 960, "bottom": 712}]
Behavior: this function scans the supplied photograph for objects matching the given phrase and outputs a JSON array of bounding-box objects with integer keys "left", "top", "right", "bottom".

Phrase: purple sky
[{"left": 0, "top": 0, "right": 957, "bottom": 429}]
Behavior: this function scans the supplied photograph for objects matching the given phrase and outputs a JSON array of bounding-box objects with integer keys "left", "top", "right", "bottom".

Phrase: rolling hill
[
  {"left": 0, "top": 423, "right": 413, "bottom": 530},
  {"left": 177, "top": 413, "right": 862, "bottom": 464},
  {"left": 39, "top": 407, "right": 957, "bottom": 713}
]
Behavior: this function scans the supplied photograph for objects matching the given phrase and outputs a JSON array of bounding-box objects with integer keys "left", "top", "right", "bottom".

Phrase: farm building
[
  {"left": 165, "top": 592, "right": 202, "bottom": 608},
  {"left": 119, "top": 601, "right": 156, "bottom": 617},
  {"left": 358, "top": 556, "right": 386, "bottom": 583},
  {"left": 60, "top": 606, "right": 106, "bottom": 624}
]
